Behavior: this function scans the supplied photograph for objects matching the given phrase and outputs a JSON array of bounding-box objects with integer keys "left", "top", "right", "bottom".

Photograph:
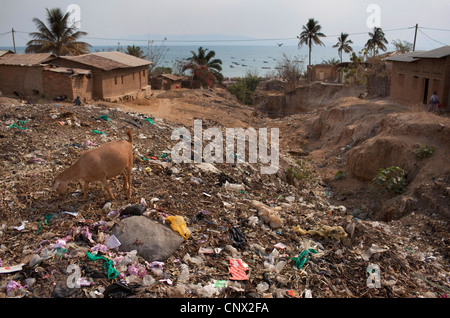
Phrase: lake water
[{"left": 4, "top": 44, "right": 361, "bottom": 78}]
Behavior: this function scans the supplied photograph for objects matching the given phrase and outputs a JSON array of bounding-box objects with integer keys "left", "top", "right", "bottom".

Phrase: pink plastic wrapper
[
  {"left": 6, "top": 280, "right": 26, "bottom": 293},
  {"left": 128, "top": 264, "right": 147, "bottom": 278}
]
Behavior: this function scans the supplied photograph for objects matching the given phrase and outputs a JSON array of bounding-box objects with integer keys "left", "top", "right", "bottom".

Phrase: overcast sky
[{"left": 0, "top": 0, "right": 449, "bottom": 49}]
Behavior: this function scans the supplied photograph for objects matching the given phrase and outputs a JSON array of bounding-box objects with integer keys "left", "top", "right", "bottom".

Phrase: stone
[{"left": 111, "top": 216, "right": 185, "bottom": 261}]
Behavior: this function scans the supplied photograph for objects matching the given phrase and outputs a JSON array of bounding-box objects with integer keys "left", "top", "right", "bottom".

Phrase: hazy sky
[{"left": 0, "top": 0, "right": 449, "bottom": 49}]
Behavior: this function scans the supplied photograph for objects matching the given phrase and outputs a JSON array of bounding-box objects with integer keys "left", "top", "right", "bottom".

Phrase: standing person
[{"left": 429, "top": 91, "right": 439, "bottom": 112}]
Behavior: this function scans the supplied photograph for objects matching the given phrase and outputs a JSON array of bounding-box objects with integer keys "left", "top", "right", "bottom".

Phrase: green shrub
[
  {"left": 416, "top": 145, "right": 435, "bottom": 158},
  {"left": 372, "top": 166, "right": 408, "bottom": 194},
  {"left": 227, "top": 72, "right": 261, "bottom": 105},
  {"left": 287, "top": 159, "right": 317, "bottom": 186},
  {"left": 334, "top": 170, "right": 346, "bottom": 180}
]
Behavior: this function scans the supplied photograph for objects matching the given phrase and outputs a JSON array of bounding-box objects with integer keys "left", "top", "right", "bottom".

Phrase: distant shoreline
[{"left": 1, "top": 44, "right": 358, "bottom": 78}]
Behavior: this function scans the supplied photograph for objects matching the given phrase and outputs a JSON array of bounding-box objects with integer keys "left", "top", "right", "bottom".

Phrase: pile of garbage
[{"left": 0, "top": 101, "right": 448, "bottom": 298}]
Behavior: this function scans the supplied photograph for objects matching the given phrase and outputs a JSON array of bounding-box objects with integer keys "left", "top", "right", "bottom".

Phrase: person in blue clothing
[
  {"left": 73, "top": 96, "right": 81, "bottom": 106},
  {"left": 428, "top": 91, "right": 439, "bottom": 112}
]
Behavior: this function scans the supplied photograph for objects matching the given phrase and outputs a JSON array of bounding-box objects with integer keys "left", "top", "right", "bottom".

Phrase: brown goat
[{"left": 53, "top": 130, "right": 133, "bottom": 200}]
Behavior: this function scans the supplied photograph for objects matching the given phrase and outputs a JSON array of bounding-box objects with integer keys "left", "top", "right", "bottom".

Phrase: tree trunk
[{"left": 309, "top": 41, "right": 312, "bottom": 66}]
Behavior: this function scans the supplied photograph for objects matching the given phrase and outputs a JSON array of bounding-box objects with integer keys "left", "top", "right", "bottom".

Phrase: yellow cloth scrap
[
  {"left": 166, "top": 215, "right": 191, "bottom": 239},
  {"left": 292, "top": 224, "right": 348, "bottom": 241}
]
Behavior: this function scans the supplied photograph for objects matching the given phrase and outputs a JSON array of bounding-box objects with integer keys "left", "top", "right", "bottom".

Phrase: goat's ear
[{"left": 53, "top": 180, "right": 60, "bottom": 191}]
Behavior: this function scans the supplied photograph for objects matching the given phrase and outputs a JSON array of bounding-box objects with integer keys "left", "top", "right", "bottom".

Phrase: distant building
[
  {"left": 51, "top": 52, "right": 152, "bottom": 101},
  {"left": 157, "top": 74, "right": 186, "bottom": 90},
  {"left": 307, "top": 64, "right": 339, "bottom": 83},
  {"left": 0, "top": 51, "right": 152, "bottom": 102},
  {"left": 386, "top": 46, "right": 450, "bottom": 108}
]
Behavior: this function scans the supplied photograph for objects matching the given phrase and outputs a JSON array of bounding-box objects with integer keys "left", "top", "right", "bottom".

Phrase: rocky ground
[{"left": 0, "top": 90, "right": 448, "bottom": 299}]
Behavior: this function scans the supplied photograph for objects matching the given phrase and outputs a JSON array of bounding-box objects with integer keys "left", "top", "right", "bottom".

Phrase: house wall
[
  {"left": 42, "top": 70, "right": 93, "bottom": 101},
  {"left": 161, "top": 78, "right": 181, "bottom": 90},
  {"left": 0, "top": 65, "right": 44, "bottom": 96},
  {"left": 49, "top": 58, "right": 149, "bottom": 99},
  {"left": 307, "top": 65, "right": 339, "bottom": 82},
  {"left": 100, "top": 66, "right": 148, "bottom": 98},
  {"left": 390, "top": 56, "right": 450, "bottom": 108}
]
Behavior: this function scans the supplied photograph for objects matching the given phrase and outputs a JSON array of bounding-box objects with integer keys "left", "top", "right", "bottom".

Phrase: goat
[{"left": 53, "top": 130, "right": 133, "bottom": 200}]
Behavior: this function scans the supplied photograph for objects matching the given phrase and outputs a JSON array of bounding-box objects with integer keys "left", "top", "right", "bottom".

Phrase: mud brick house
[
  {"left": 387, "top": 46, "right": 450, "bottom": 108},
  {"left": 0, "top": 53, "right": 55, "bottom": 97},
  {"left": 50, "top": 51, "right": 152, "bottom": 101},
  {"left": 42, "top": 66, "right": 93, "bottom": 101},
  {"left": 307, "top": 64, "right": 339, "bottom": 83},
  {"left": 159, "top": 73, "right": 186, "bottom": 90},
  {"left": 0, "top": 52, "right": 92, "bottom": 101}
]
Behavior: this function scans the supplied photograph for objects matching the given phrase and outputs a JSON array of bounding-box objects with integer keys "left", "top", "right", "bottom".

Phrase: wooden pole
[
  {"left": 11, "top": 28, "right": 16, "bottom": 53},
  {"left": 413, "top": 24, "right": 418, "bottom": 51}
]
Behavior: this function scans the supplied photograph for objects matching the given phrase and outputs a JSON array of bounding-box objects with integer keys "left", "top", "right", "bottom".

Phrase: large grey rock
[{"left": 111, "top": 216, "right": 185, "bottom": 261}]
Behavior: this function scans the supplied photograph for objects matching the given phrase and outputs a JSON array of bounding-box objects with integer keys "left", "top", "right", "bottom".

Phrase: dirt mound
[
  {"left": 291, "top": 98, "right": 450, "bottom": 221},
  {"left": 117, "top": 88, "right": 258, "bottom": 128},
  {"left": 347, "top": 112, "right": 450, "bottom": 220}
]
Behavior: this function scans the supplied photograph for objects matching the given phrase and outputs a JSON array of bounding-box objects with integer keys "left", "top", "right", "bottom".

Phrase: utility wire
[
  {"left": 419, "top": 27, "right": 450, "bottom": 32},
  {"left": 1, "top": 26, "right": 448, "bottom": 45},
  {"left": 418, "top": 29, "right": 448, "bottom": 46}
]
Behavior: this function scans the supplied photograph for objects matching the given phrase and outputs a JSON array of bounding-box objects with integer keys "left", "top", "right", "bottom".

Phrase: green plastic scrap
[
  {"left": 290, "top": 249, "right": 318, "bottom": 270},
  {"left": 35, "top": 214, "right": 53, "bottom": 234},
  {"left": 86, "top": 252, "right": 119, "bottom": 279},
  {"left": 92, "top": 130, "right": 106, "bottom": 135},
  {"left": 144, "top": 118, "right": 154, "bottom": 125},
  {"left": 8, "top": 120, "right": 29, "bottom": 130},
  {"left": 98, "top": 115, "right": 117, "bottom": 129}
]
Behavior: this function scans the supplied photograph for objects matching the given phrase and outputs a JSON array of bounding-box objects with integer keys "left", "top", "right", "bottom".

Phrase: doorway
[{"left": 423, "top": 78, "right": 429, "bottom": 104}]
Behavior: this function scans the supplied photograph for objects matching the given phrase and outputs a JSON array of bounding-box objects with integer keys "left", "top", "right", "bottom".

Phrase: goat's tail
[{"left": 126, "top": 129, "right": 133, "bottom": 144}]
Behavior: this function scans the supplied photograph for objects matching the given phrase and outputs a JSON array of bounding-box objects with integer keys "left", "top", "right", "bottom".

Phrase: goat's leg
[
  {"left": 100, "top": 178, "right": 115, "bottom": 200},
  {"left": 121, "top": 171, "right": 129, "bottom": 197},
  {"left": 127, "top": 167, "right": 132, "bottom": 199},
  {"left": 82, "top": 181, "right": 90, "bottom": 199}
]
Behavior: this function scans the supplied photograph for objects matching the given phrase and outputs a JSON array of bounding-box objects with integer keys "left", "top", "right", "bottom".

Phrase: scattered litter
[
  {"left": 0, "top": 264, "right": 25, "bottom": 274},
  {"left": 229, "top": 258, "right": 249, "bottom": 280},
  {"left": 0, "top": 100, "right": 447, "bottom": 299},
  {"left": 12, "top": 221, "right": 28, "bottom": 231},
  {"left": 290, "top": 249, "right": 318, "bottom": 270},
  {"left": 292, "top": 224, "right": 348, "bottom": 241}
]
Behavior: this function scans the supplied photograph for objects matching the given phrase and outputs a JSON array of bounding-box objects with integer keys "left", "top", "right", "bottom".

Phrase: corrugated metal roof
[
  {"left": 59, "top": 51, "right": 152, "bottom": 71},
  {"left": 0, "top": 50, "right": 13, "bottom": 57},
  {"left": 385, "top": 51, "right": 425, "bottom": 62},
  {"left": 413, "top": 45, "right": 450, "bottom": 59},
  {"left": 0, "top": 53, "right": 55, "bottom": 66},
  {"left": 160, "top": 74, "right": 186, "bottom": 81},
  {"left": 45, "top": 66, "right": 92, "bottom": 75},
  {"left": 386, "top": 46, "right": 450, "bottom": 62}
]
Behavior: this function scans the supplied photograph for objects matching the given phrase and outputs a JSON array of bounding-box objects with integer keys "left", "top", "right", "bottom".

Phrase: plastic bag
[{"left": 166, "top": 215, "right": 190, "bottom": 239}]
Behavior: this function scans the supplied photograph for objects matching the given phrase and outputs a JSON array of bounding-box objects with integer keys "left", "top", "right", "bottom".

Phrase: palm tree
[
  {"left": 186, "top": 46, "right": 223, "bottom": 82},
  {"left": 333, "top": 32, "right": 353, "bottom": 63},
  {"left": 26, "top": 8, "right": 91, "bottom": 56},
  {"left": 365, "top": 27, "right": 388, "bottom": 57},
  {"left": 298, "top": 18, "right": 326, "bottom": 66},
  {"left": 125, "top": 45, "right": 146, "bottom": 59}
]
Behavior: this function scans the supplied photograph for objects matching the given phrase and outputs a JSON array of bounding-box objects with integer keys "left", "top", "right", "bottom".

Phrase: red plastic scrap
[{"left": 228, "top": 258, "right": 249, "bottom": 280}]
